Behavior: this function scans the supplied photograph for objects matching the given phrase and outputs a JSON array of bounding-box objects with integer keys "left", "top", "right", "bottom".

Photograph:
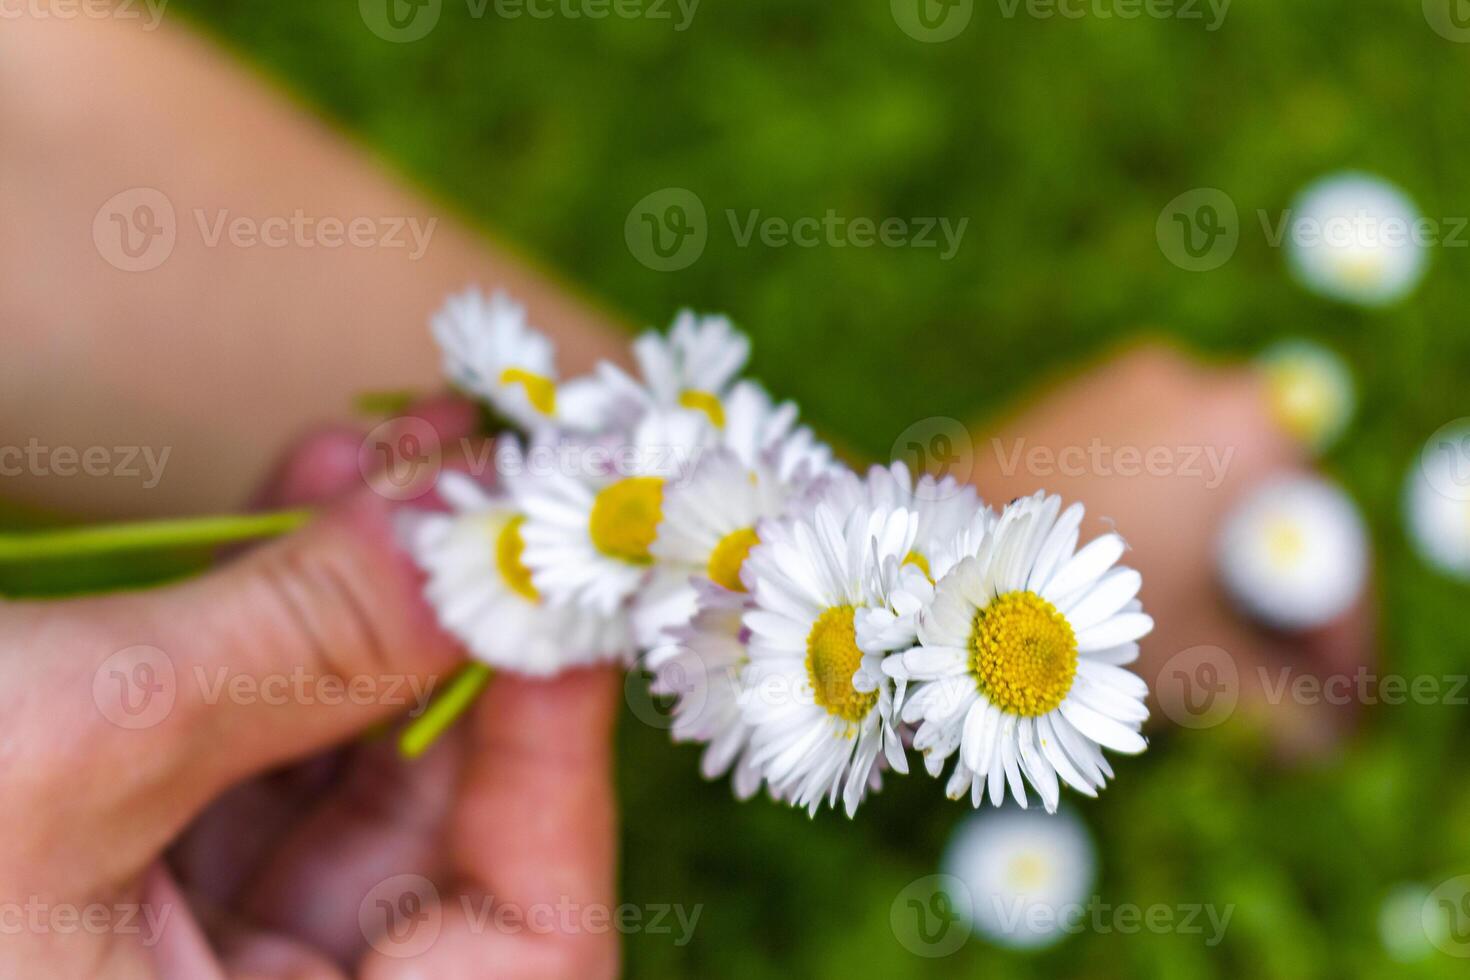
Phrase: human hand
[
  {"left": 0, "top": 409, "right": 621, "bottom": 979},
  {"left": 971, "top": 344, "right": 1375, "bottom": 755}
]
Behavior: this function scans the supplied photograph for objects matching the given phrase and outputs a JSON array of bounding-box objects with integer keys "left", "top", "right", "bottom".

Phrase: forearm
[{"left": 0, "top": 12, "right": 628, "bottom": 518}]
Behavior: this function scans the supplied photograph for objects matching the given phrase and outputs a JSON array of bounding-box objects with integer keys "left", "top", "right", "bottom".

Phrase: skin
[{"left": 0, "top": 10, "right": 1373, "bottom": 977}]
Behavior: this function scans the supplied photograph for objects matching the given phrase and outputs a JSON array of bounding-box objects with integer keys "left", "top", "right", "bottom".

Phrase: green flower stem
[
  {"left": 0, "top": 510, "right": 314, "bottom": 562},
  {"left": 399, "top": 662, "right": 494, "bottom": 759}
]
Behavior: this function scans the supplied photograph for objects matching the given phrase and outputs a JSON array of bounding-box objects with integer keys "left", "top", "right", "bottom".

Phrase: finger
[
  {"left": 234, "top": 730, "right": 467, "bottom": 964},
  {"left": 358, "top": 667, "right": 622, "bottom": 980},
  {"left": 54, "top": 487, "right": 466, "bottom": 856}
]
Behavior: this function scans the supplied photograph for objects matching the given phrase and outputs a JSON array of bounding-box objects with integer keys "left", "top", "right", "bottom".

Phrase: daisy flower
[
  {"left": 1217, "top": 475, "right": 1368, "bottom": 630},
  {"left": 886, "top": 492, "right": 1152, "bottom": 812},
  {"left": 1286, "top": 172, "right": 1428, "bottom": 307},
  {"left": 1405, "top": 427, "right": 1470, "bottom": 581},
  {"left": 404, "top": 470, "right": 631, "bottom": 675},
  {"left": 596, "top": 310, "right": 751, "bottom": 427},
  {"left": 645, "top": 582, "right": 764, "bottom": 800},
  {"left": 740, "top": 498, "right": 917, "bottom": 816},
  {"left": 1258, "top": 339, "right": 1356, "bottom": 454},
  {"left": 942, "top": 807, "right": 1097, "bottom": 950},
  {"left": 511, "top": 409, "right": 712, "bottom": 626},
  {"left": 722, "top": 380, "right": 837, "bottom": 481},
  {"left": 430, "top": 288, "right": 610, "bottom": 431}
]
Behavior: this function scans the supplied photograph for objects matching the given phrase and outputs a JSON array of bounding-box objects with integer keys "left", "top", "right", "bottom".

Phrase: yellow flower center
[
  {"left": 902, "top": 550, "right": 933, "bottom": 581},
  {"left": 969, "top": 591, "right": 1078, "bottom": 718},
  {"left": 498, "top": 367, "right": 557, "bottom": 416},
  {"left": 1006, "top": 853, "right": 1049, "bottom": 891},
  {"left": 678, "top": 389, "right": 725, "bottom": 428},
  {"left": 805, "top": 605, "right": 877, "bottom": 726},
  {"left": 1266, "top": 366, "right": 1335, "bottom": 445},
  {"left": 588, "top": 476, "right": 664, "bottom": 564},
  {"left": 494, "top": 515, "right": 539, "bottom": 602},
  {"left": 708, "top": 526, "right": 759, "bottom": 592},
  {"left": 1263, "top": 517, "right": 1305, "bottom": 570}
]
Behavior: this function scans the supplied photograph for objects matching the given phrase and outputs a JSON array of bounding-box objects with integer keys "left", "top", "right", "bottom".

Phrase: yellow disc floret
[
  {"left": 806, "top": 605, "right": 877, "bottom": 726},
  {"left": 494, "top": 515, "right": 539, "bottom": 602},
  {"left": 708, "top": 527, "right": 759, "bottom": 592},
  {"left": 902, "top": 550, "right": 933, "bottom": 581},
  {"left": 969, "top": 591, "right": 1078, "bottom": 718},
  {"left": 588, "top": 476, "right": 664, "bottom": 564},
  {"left": 678, "top": 389, "right": 726, "bottom": 428},
  {"left": 499, "top": 367, "right": 557, "bottom": 416}
]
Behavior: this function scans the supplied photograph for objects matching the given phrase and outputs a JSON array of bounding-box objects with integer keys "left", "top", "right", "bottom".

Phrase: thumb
[{"left": 75, "top": 489, "right": 464, "bottom": 824}]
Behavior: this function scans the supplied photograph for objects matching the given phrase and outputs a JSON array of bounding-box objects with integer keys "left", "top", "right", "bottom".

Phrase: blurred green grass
[{"left": 30, "top": 1, "right": 1470, "bottom": 975}]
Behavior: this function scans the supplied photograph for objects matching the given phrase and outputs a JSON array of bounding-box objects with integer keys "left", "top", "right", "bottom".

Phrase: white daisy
[
  {"left": 722, "top": 380, "right": 837, "bottom": 482},
  {"left": 1217, "top": 475, "right": 1368, "bottom": 630},
  {"left": 430, "top": 288, "right": 610, "bottom": 431},
  {"left": 845, "top": 463, "right": 991, "bottom": 659},
  {"left": 886, "top": 491, "right": 1152, "bottom": 812},
  {"left": 1286, "top": 172, "right": 1428, "bottom": 307},
  {"left": 595, "top": 310, "right": 751, "bottom": 427},
  {"left": 404, "top": 471, "right": 631, "bottom": 675},
  {"left": 1258, "top": 339, "right": 1356, "bottom": 453},
  {"left": 645, "top": 582, "right": 764, "bottom": 800},
  {"left": 1405, "top": 427, "right": 1470, "bottom": 581},
  {"left": 942, "top": 807, "right": 1097, "bottom": 950},
  {"left": 740, "top": 498, "right": 917, "bottom": 817},
  {"left": 511, "top": 409, "right": 712, "bottom": 621}
]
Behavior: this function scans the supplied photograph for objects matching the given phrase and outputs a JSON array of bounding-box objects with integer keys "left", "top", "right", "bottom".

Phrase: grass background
[{"left": 17, "top": 1, "right": 1470, "bottom": 975}]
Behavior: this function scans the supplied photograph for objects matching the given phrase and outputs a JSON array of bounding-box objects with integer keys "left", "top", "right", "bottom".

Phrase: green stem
[
  {"left": 399, "top": 662, "right": 494, "bottom": 759},
  {"left": 0, "top": 510, "right": 313, "bottom": 562}
]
